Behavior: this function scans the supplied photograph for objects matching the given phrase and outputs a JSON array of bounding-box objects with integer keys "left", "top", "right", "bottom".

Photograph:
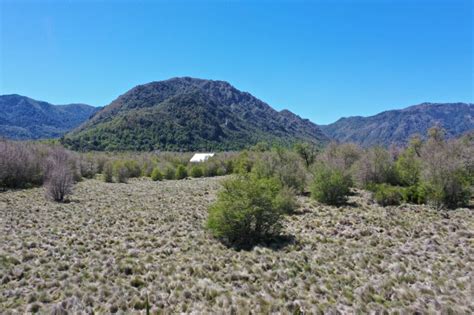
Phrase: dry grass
[{"left": 0, "top": 177, "right": 473, "bottom": 313}]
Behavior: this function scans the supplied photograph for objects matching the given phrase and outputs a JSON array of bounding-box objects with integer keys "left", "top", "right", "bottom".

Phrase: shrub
[
  {"left": 164, "top": 166, "right": 175, "bottom": 180},
  {"left": 175, "top": 165, "right": 188, "bottom": 180},
  {"left": 151, "top": 167, "right": 163, "bottom": 181},
  {"left": 234, "top": 151, "right": 253, "bottom": 174},
  {"left": 401, "top": 183, "right": 427, "bottom": 204},
  {"left": 190, "top": 165, "right": 203, "bottom": 178},
  {"left": 0, "top": 140, "right": 44, "bottom": 189},
  {"left": 203, "top": 162, "right": 219, "bottom": 177},
  {"left": 79, "top": 154, "right": 98, "bottom": 179},
  {"left": 252, "top": 150, "right": 307, "bottom": 193},
  {"left": 207, "top": 175, "right": 295, "bottom": 247},
  {"left": 395, "top": 147, "right": 421, "bottom": 186},
  {"left": 113, "top": 161, "right": 129, "bottom": 183},
  {"left": 294, "top": 142, "right": 318, "bottom": 167},
  {"left": 373, "top": 184, "right": 403, "bottom": 206},
  {"left": 44, "top": 149, "right": 75, "bottom": 202},
  {"left": 103, "top": 162, "right": 114, "bottom": 183},
  {"left": 124, "top": 160, "right": 141, "bottom": 178},
  {"left": 420, "top": 127, "right": 472, "bottom": 209},
  {"left": 310, "top": 165, "right": 352, "bottom": 205},
  {"left": 354, "top": 146, "right": 397, "bottom": 187}
]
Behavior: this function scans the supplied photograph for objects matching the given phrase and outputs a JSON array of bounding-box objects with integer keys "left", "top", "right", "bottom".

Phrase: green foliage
[
  {"left": 175, "top": 165, "right": 188, "bottom": 180},
  {"left": 251, "top": 149, "right": 307, "bottom": 193},
  {"left": 420, "top": 127, "right": 472, "bottom": 209},
  {"left": 310, "top": 165, "right": 352, "bottom": 205},
  {"left": 151, "top": 167, "right": 163, "bottom": 181},
  {"left": 207, "top": 175, "right": 296, "bottom": 247},
  {"left": 113, "top": 161, "right": 129, "bottom": 183},
  {"left": 103, "top": 162, "right": 114, "bottom": 183},
  {"left": 124, "top": 160, "right": 141, "bottom": 178},
  {"left": 234, "top": 151, "right": 253, "bottom": 174},
  {"left": 190, "top": 165, "right": 204, "bottom": 178},
  {"left": 372, "top": 184, "right": 403, "bottom": 206},
  {"left": 60, "top": 78, "right": 326, "bottom": 152},
  {"left": 164, "top": 166, "right": 175, "bottom": 180},
  {"left": 401, "top": 183, "right": 427, "bottom": 204},
  {"left": 424, "top": 171, "right": 471, "bottom": 209},
  {"left": 395, "top": 147, "right": 421, "bottom": 186},
  {"left": 294, "top": 142, "right": 318, "bottom": 167}
]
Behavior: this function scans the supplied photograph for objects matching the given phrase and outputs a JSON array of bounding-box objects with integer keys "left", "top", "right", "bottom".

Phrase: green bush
[
  {"left": 207, "top": 175, "right": 296, "bottom": 247},
  {"left": 164, "top": 166, "right": 175, "bottom": 180},
  {"left": 190, "top": 165, "right": 203, "bottom": 178},
  {"left": 124, "top": 160, "right": 141, "bottom": 178},
  {"left": 103, "top": 161, "right": 114, "bottom": 183},
  {"left": 373, "top": 184, "right": 403, "bottom": 206},
  {"left": 252, "top": 150, "right": 307, "bottom": 193},
  {"left": 401, "top": 183, "right": 427, "bottom": 204},
  {"left": 151, "top": 167, "right": 163, "bottom": 181},
  {"left": 113, "top": 161, "right": 129, "bottom": 183},
  {"left": 203, "top": 162, "right": 218, "bottom": 177},
  {"left": 395, "top": 147, "right": 421, "bottom": 186},
  {"left": 175, "top": 165, "right": 188, "bottom": 180},
  {"left": 310, "top": 166, "right": 352, "bottom": 205},
  {"left": 424, "top": 171, "right": 471, "bottom": 209}
]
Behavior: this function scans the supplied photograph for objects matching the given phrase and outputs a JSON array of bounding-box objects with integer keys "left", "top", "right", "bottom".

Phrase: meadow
[
  {"left": 1, "top": 177, "right": 472, "bottom": 313},
  {"left": 1, "top": 127, "right": 473, "bottom": 313}
]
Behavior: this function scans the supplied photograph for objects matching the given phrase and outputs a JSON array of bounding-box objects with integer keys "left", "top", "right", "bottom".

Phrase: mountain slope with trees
[
  {"left": 0, "top": 94, "right": 98, "bottom": 140},
  {"left": 63, "top": 77, "right": 329, "bottom": 151}
]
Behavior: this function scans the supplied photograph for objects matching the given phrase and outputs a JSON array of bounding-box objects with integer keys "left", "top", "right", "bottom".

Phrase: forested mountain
[
  {"left": 63, "top": 77, "right": 329, "bottom": 151},
  {"left": 0, "top": 94, "right": 98, "bottom": 140},
  {"left": 320, "top": 103, "right": 473, "bottom": 147}
]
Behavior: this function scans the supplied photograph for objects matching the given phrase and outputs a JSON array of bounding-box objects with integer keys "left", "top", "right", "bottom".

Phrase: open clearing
[{"left": 1, "top": 177, "right": 473, "bottom": 313}]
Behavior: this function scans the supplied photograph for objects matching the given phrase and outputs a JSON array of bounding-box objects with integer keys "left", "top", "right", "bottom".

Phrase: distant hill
[
  {"left": 62, "top": 77, "right": 329, "bottom": 151},
  {"left": 0, "top": 94, "right": 99, "bottom": 140},
  {"left": 320, "top": 103, "right": 474, "bottom": 147}
]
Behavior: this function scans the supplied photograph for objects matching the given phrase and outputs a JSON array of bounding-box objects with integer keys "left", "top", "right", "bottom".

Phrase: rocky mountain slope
[{"left": 320, "top": 103, "right": 473, "bottom": 146}]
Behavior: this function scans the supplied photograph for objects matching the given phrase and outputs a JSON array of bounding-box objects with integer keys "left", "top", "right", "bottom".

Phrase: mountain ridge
[
  {"left": 321, "top": 102, "right": 474, "bottom": 146},
  {"left": 0, "top": 94, "right": 99, "bottom": 140}
]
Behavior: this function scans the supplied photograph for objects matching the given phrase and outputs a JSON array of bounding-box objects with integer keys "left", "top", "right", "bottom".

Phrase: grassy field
[{"left": 1, "top": 176, "right": 473, "bottom": 313}]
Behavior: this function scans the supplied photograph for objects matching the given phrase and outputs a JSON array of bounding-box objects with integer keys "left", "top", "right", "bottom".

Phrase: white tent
[{"left": 190, "top": 153, "right": 215, "bottom": 163}]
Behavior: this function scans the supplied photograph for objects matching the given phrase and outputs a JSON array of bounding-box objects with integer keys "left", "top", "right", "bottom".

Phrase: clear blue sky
[{"left": 1, "top": 0, "right": 472, "bottom": 124}]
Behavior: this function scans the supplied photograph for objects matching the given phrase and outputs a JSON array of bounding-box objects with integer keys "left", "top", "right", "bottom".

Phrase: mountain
[
  {"left": 0, "top": 94, "right": 99, "bottom": 140},
  {"left": 320, "top": 103, "right": 474, "bottom": 147},
  {"left": 62, "top": 77, "right": 329, "bottom": 151}
]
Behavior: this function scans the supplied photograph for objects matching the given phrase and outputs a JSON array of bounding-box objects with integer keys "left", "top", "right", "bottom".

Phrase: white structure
[{"left": 190, "top": 153, "right": 215, "bottom": 163}]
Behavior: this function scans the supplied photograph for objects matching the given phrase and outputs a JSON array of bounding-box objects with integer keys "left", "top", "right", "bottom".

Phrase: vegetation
[
  {"left": 0, "top": 94, "right": 98, "bottom": 140},
  {"left": 43, "top": 149, "right": 75, "bottom": 202},
  {"left": 175, "top": 165, "right": 188, "bottom": 180},
  {"left": 310, "top": 165, "right": 352, "bottom": 205},
  {"left": 207, "top": 175, "right": 296, "bottom": 247},
  {"left": 150, "top": 167, "right": 163, "bottom": 181},
  {"left": 190, "top": 165, "right": 203, "bottom": 178},
  {"left": 2, "top": 173, "right": 472, "bottom": 313},
  {"left": 61, "top": 78, "right": 328, "bottom": 151}
]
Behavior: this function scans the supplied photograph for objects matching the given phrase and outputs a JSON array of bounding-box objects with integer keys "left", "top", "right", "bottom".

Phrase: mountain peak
[{"left": 63, "top": 78, "right": 328, "bottom": 151}]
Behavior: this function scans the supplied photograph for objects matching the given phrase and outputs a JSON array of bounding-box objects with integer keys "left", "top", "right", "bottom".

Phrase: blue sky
[{"left": 1, "top": 0, "right": 472, "bottom": 124}]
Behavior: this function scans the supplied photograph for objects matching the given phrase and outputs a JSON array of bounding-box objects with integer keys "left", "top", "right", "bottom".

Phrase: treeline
[
  {"left": 0, "top": 140, "right": 237, "bottom": 200},
  {"left": 207, "top": 127, "right": 473, "bottom": 247},
  {"left": 1, "top": 126, "right": 472, "bottom": 210}
]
